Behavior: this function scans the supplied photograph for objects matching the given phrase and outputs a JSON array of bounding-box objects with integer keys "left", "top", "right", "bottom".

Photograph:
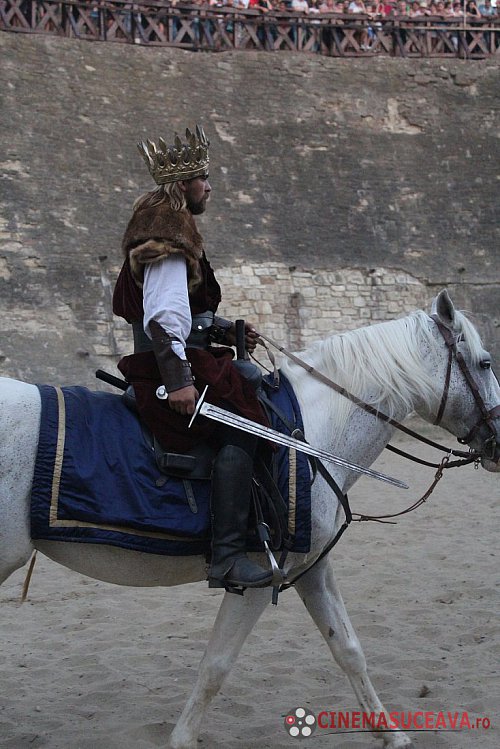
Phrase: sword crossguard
[{"left": 188, "top": 385, "right": 209, "bottom": 429}]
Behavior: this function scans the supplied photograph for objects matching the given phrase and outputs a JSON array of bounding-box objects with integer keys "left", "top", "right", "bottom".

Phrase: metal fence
[{"left": 1, "top": 0, "right": 499, "bottom": 57}]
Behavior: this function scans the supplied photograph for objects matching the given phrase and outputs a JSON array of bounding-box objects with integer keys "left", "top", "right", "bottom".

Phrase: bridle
[
  {"left": 256, "top": 316, "right": 499, "bottom": 600},
  {"left": 430, "top": 314, "right": 500, "bottom": 463}
]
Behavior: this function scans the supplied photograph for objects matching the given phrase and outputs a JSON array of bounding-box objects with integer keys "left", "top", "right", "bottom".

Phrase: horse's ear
[{"left": 431, "top": 289, "right": 456, "bottom": 330}]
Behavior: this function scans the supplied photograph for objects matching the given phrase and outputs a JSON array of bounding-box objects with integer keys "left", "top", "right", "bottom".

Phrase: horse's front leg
[
  {"left": 168, "top": 586, "right": 271, "bottom": 749},
  {"left": 295, "top": 558, "right": 413, "bottom": 749}
]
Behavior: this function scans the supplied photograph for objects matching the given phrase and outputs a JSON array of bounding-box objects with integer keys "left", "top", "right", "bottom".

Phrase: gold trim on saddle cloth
[
  {"left": 288, "top": 447, "right": 297, "bottom": 537},
  {"left": 48, "top": 386, "right": 199, "bottom": 542}
]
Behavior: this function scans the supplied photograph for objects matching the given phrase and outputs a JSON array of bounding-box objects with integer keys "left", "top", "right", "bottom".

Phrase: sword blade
[{"left": 190, "top": 395, "right": 408, "bottom": 489}]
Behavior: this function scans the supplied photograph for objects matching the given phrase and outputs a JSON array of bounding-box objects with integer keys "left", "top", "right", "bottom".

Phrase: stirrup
[{"left": 208, "top": 557, "right": 274, "bottom": 592}]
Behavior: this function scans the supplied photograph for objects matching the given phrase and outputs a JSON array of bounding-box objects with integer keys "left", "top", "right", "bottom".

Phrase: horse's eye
[{"left": 480, "top": 360, "right": 491, "bottom": 370}]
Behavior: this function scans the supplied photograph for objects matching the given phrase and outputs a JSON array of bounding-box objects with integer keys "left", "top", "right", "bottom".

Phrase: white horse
[{"left": 0, "top": 290, "right": 498, "bottom": 749}]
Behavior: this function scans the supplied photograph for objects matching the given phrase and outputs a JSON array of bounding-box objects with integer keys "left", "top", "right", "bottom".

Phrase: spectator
[
  {"left": 319, "top": 0, "right": 337, "bottom": 52},
  {"left": 392, "top": 0, "right": 409, "bottom": 48},
  {"left": 435, "top": 0, "right": 451, "bottom": 14},
  {"left": 348, "top": 0, "right": 367, "bottom": 10},
  {"left": 393, "top": 0, "right": 409, "bottom": 13},
  {"left": 365, "top": 1, "right": 383, "bottom": 47},
  {"left": 465, "top": 0, "right": 481, "bottom": 15},
  {"left": 256, "top": 0, "right": 275, "bottom": 47},
  {"left": 291, "top": 0, "right": 309, "bottom": 11},
  {"left": 257, "top": 0, "right": 275, "bottom": 15},
  {"left": 231, "top": 0, "right": 250, "bottom": 46},
  {"left": 447, "top": 0, "right": 463, "bottom": 48},
  {"left": 308, "top": 0, "right": 322, "bottom": 50},
  {"left": 346, "top": 0, "right": 370, "bottom": 50},
  {"left": 409, "top": 0, "right": 425, "bottom": 14},
  {"left": 273, "top": 0, "right": 295, "bottom": 43},
  {"left": 478, "top": 0, "right": 495, "bottom": 14},
  {"left": 478, "top": 0, "right": 494, "bottom": 50},
  {"left": 291, "top": 0, "right": 309, "bottom": 45}
]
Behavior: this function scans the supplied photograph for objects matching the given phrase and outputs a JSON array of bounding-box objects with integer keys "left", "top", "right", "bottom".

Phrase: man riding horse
[{"left": 112, "top": 125, "right": 273, "bottom": 590}]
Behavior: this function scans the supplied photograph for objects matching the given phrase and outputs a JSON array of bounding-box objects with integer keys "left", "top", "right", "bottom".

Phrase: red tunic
[{"left": 113, "top": 247, "right": 268, "bottom": 453}]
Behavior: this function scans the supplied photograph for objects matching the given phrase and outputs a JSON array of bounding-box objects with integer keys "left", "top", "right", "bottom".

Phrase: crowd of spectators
[
  {"left": 9, "top": 0, "right": 500, "bottom": 52},
  {"left": 144, "top": 0, "right": 500, "bottom": 51},
  {"left": 25, "top": 0, "right": 500, "bottom": 20},
  {"left": 157, "top": 0, "right": 499, "bottom": 17}
]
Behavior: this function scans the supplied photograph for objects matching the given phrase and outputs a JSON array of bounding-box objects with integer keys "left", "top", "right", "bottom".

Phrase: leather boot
[{"left": 208, "top": 445, "right": 273, "bottom": 589}]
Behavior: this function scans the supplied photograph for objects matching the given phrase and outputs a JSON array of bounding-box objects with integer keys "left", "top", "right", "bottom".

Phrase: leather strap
[{"left": 257, "top": 331, "right": 472, "bottom": 458}]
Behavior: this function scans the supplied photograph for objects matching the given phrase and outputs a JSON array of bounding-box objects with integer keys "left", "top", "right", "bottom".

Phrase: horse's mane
[{"left": 281, "top": 309, "right": 484, "bottom": 444}]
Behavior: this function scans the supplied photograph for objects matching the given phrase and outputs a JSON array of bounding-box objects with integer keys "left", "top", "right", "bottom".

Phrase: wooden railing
[{"left": 1, "top": 0, "right": 499, "bottom": 58}]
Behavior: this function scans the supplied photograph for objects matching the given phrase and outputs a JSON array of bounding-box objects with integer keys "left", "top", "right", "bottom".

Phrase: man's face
[{"left": 181, "top": 175, "right": 211, "bottom": 215}]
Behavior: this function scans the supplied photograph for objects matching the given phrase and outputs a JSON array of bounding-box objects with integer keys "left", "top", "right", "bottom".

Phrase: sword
[{"left": 189, "top": 387, "right": 408, "bottom": 489}]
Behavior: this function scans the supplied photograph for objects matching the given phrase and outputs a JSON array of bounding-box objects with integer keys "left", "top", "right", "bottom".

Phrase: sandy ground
[{"left": 1, "top": 427, "right": 498, "bottom": 749}]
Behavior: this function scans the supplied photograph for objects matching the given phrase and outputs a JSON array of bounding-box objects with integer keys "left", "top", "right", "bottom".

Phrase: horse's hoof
[
  {"left": 167, "top": 734, "right": 193, "bottom": 749},
  {"left": 383, "top": 732, "right": 413, "bottom": 749}
]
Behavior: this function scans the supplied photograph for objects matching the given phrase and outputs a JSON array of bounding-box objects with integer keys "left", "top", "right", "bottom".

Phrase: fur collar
[{"left": 122, "top": 203, "right": 204, "bottom": 290}]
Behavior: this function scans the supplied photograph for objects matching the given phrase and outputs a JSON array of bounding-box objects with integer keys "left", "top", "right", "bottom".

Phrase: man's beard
[{"left": 186, "top": 196, "right": 207, "bottom": 215}]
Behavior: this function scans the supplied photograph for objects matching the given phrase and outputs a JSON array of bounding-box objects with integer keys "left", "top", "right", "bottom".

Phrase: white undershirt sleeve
[{"left": 143, "top": 255, "right": 192, "bottom": 361}]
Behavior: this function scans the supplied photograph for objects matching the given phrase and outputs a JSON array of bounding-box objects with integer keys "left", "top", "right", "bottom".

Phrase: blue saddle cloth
[{"left": 31, "top": 376, "right": 311, "bottom": 556}]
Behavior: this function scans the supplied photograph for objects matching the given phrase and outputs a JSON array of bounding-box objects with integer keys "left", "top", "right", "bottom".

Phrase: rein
[
  {"left": 256, "top": 329, "right": 478, "bottom": 464},
  {"left": 351, "top": 454, "right": 451, "bottom": 525},
  {"left": 254, "top": 318, "right": 496, "bottom": 535}
]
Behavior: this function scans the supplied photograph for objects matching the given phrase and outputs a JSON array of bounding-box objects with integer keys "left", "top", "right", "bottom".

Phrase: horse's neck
[
  {"left": 297, "top": 379, "right": 408, "bottom": 484},
  {"left": 294, "top": 319, "right": 444, "bottom": 463}
]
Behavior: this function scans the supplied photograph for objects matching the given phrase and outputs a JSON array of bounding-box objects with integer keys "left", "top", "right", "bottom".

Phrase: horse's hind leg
[
  {"left": 0, "top": 484, "right": 34, "bottom": 587},
  {"left": 0, "top": 381, "right": 39, "bottom": 586},
  {"left": 168, "top": 587, "right": 271, "bottom": 749},
  {"left": 295, "top": 558, "right": 413, "bottom": 749}
]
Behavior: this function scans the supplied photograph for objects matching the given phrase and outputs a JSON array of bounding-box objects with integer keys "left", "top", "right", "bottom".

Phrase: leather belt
[{"left": 132, "top": 313, "right": 215, "bottom": 354}]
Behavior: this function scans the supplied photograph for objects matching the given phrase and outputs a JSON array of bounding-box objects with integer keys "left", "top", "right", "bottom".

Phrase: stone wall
[
  {"left": 0, "top": 33, "right": 499, "bottom": 388},
  {"left": 216, "top": 264, "right": 427, "bottom": 352}
]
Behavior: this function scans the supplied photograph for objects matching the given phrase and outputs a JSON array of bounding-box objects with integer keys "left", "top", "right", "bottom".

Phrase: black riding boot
[{"left": 208, "top": 445, "right": 273, "bottom": 589}]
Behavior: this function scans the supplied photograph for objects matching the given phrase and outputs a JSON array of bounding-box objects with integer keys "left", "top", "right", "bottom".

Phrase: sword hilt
[
  {"left": 188, "top": 385, "right": 209, "bottom": 429},
  {"left": 235, "top": 319, "right": 247, "bottom": 360},
  {"left": 234, "top": 318, "right": 262, "bottom": 391}
]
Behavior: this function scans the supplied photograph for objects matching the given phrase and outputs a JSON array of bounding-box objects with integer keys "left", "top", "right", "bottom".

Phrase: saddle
[{"left": 121, "top": 384, "right": 289, "bottom": 553}]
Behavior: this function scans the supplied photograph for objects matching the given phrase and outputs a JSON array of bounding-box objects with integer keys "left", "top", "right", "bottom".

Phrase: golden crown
[{"left": 137, "top": 125, "right": 210, "bottom": 185}]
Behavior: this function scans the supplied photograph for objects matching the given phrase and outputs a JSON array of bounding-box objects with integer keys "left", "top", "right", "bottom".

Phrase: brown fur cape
[{"left": 122, "top": 202, "right": 204, "bottom": 291}]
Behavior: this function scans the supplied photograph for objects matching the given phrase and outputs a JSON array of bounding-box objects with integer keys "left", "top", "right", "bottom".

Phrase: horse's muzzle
[
  {"left": 480, "top": 434, "right": 500, "bottom": 472},
  {"left": 481, "top": 454, "right": 500, "bottom": 472}
]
